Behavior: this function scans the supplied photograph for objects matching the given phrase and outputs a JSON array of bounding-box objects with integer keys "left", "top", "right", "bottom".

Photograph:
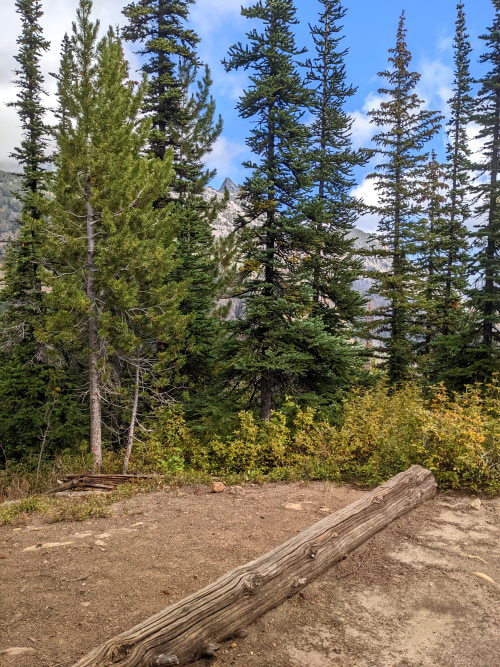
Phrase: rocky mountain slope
[
  {"left": 0, "top": 171, "right": 22, "bottom": 259},
  {"left": 0, "top": 172, "right": 387, "bottom": 303}
]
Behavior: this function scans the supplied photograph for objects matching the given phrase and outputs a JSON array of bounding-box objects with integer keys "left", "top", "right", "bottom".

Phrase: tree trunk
[
  {"left": 85, "top": 180, "right": 102, "bottom": 473},
  {"left": 73, "top": 465, "right": 436, "bottom": 667},
  {"left": 483, "top": 87, "right": 499, "bottom": 347},
  {"left": 122, "top": 365, "right": 140, "bottom": 475},
  {"left": 260, "top": 369, "right": 273, "bottom": 420}
]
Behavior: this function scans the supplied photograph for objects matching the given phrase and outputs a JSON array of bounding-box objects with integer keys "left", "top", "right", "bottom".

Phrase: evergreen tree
[
  {"left": 302, "top": 0, "right": 366, "bottom": 334},
  {"left": 224, "top": 0, "right": 359, "bottom": 419},
  {"left": 414, "top": 152, "right": 449, "bottom": 368},
  {"left": 469, "top": 0, "right": 500, "bottom": 377},
  {"left": 123, "top": 0, "right": 224, "bottom": 396},
  {"left": 0, "top": 0, "right": 65, "bottom": 463},
  {"left": 366, "top": 12, "right": 442, "bottom": 384},
  {"left": 122, "top": 0, "right": 199, "bottom": 162},
  {"left": 2, "top": 0, "right": 49, "bottom": 341},
  {"left": 41, "top": 0, "right": 185, "bottom": 471},
  {"left": 441, "top": 2, "right": 473, "bottom": 335}
]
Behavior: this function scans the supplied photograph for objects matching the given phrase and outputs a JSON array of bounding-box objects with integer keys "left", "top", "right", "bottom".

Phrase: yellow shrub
[{"left": 129, "top": 382, "right": 499, "bottom": 494}]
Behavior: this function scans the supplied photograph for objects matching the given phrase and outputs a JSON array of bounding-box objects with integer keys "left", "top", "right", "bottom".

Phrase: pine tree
[
  {"left": 0, "top": 0, "right": 54, "bottom": 462},
  {"left": 224, "top": 0, "right": 359, "bottom": 418},
  {"left": 123, "top": 0, "right": 224, "bottom": 395},
  {"left": 469, "top": 0, "right": 500, "bottom": 377},
  {"left": 366, "top": 12, "right": 442, "bottom": 384},
  {"left": 301, "top": 0, "right": 366, "bottom": 334},
  {"left": 41, "top": 0, "right": 186, "bottom": 471},
  {"left": 442, "top": 2, "right": 473, "bottom": 335},
  {"left": 414, "top": 152, "right": 449, "bottom": 363},
  {"left": 2, "top": 0, "right": 49, "bottom": 341},
  {"left": 122, "top": 0, "right": 199, "bottom": 162}
]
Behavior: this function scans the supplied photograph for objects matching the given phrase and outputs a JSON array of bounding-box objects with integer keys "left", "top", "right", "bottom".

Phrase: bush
[
  {"left": 3, "top": 381, "right": 498, "bottom": 501},
  {"left": 137, "top": 383, "right": 498, "bottom": 494},
  {"left": 332, "top": 382, "right": 499, "bottom": 494}
]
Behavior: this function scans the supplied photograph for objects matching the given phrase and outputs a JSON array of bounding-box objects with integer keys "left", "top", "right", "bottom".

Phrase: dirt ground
[{"left": 0, "top": 481, "right": 498, "bottom": 667}]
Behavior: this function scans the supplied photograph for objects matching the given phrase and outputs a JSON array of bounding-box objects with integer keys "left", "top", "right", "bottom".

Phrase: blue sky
[
  {"left": 0, "top": 0, "right": 494, "bottom": 229},
  {"left": 193, "top": 0, "right": 492, "bottom": 188}
]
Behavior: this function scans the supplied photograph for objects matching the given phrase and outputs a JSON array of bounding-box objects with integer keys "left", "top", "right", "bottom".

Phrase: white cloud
[
  {"left": 438, "top": 36, "right": 453, "bottom": 53},
  {"left": 352, "top": 176, "right": 380, "bottom": 234},
  {"left": 191, "top": 0, "right": 252, "bottom": 29},
  {"left": 467, "top": 121, "right": 487, "bottom": 162},
  {"left": 349, "top": 92, "right": 384, "bottom": 149},
  {"left": 417, "top": 58, "right": 453, "bottom": 115},
  {"left": 205, "top": 135, "right": 248, "bottom": 183},
  {"left": 0, "top": 0, "right": 133, "bottom": 171}
]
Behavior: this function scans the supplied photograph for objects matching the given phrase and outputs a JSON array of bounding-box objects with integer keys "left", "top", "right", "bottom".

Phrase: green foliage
[
  {"left": 127, "top": 384, "right": 499, "bottom": 494},
  {"left": 0, "top": 347, "right": 87, "bottom": 461},
  {"left": 223, "top": 0, "right": 363, "bottom": 418},
  {"left": 301, "top": 0, "right": 367, "bottom": 333},
  {"left": 40, "top": 2, "right": 187, "bottom": 469},
  {"left": 334, "top": 382, "right": 499, "bottom": 494},
  {"left": 366, "top": 12, "right": 442, "bottom": 384},
  {"left": 469, "top": 0, "right": 500, "bottom": 374},
  {"left": 123, "top": 0, "right": 225, "bottom": 398}
]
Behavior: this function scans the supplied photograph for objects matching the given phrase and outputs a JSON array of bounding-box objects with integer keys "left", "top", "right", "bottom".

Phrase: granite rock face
[
  {"left": 0, "top": 171, "right": 22, "bottom": 259},
  {"left": 0, "top": 172, "right": 387, "bottom": 309}
]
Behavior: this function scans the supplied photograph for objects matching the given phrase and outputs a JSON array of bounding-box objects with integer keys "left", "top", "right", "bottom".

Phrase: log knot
[
  {"left": 307, "top": 545, "right": 319, "bottom": 559},
  {"left": 294, "top": 577, "right": 307, "bottom": 588},
  {"left": 155, "top": 655, "right": 179, "bottom": 666},
  {"left": 243, "top": 573, "right": 264, "bottom": 595},
  {"left": 202, "top": 643, "right": 221, "bottom": 657}
]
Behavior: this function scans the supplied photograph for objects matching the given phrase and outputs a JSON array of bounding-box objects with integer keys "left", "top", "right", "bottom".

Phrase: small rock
[
  {"left": 230, "top": 642, "right": 238, "bottom": 649},
  {"left": 211, "top": 482, "right": 226, "bottom": 493},
  {"left": 284, "top": 503, "right": 303, "bottom": 511},
  {"left": 81, "top": 601, "right": 91, "bottom": 607},
  {"left": 96, "top": 532, "right": 111, "bottom": 539},
  {"left": 470, "top": 498, "right": 482, "bottom": 510},
  {"left": 228, "top": 485, "right": 243, "bottom": 494},
  {"left": 94, "top": 540, "right": 106, "bottom": 546},
  {"left": 131, "top": 521, "right": 144, "bottom": 527},
  {"left": 0, "top": 647, "right": 36, "bottom": 657},
  {"left": 318, "top": 507, "right": 331, "bottom": 514}
]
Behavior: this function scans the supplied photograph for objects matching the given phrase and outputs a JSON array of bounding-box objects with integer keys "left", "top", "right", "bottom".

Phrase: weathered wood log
[
  {"left": 63, "top": 474, "right": 156, "bottom": 482},
  {"left": 73, "top": 465, "right": 436, "bottom": 667},
  {"left": 45, "top": 474, "right": 156, "bottom": 495}
]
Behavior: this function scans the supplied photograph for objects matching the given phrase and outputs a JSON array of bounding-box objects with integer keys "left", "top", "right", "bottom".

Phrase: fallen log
[
  {"left": 45, "top": 474, "right": 156, "bottom": 495},
  {"left": 73, "top": 465, "right": 436, "bottom": 667}
]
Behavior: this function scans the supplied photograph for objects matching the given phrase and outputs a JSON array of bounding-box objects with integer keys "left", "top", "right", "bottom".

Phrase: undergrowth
[{"left": 1, "top": 381, "right": 498, "bottom": 525}]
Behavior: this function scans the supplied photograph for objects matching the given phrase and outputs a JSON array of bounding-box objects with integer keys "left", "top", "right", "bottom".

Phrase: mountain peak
[{"left": 219, "top": 177, "right": 240, "bottom": 198}]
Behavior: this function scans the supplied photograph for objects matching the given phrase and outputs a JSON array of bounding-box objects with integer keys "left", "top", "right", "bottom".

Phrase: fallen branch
[
  {"left": 45, "top": 474, "right": 156, "bottom": 495},
  {"left": 73, "top": 465, "right": 436, "bottom": 666}
]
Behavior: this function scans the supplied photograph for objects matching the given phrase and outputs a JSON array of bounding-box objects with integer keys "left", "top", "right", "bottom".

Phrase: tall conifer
[
  {"left": 366, "top": 13, "right": 442, "bottom": 384},
  {"left": 2, "top": 0, "right": 49, "bottom": 339},
  {"left": 123, "top": 0, "right": 224, "bottom": 394},
  {"left": 469, "top": 0, "right": 500, "bottom": 377},
  {"left": 224, "top": 0, "right": 358, "bottom": 418},
  {"left": 0, "top": 0, "right": 56, "bottom": 461},
  {"left": 414, "top": 152, "right": 449, "bottom": 367},
  {"left": 301, "top": 0, "right": 366, "bottom": 334},
  {"left": 42, "top": 0, "right": 185, "bottom": 470},
  {"left": 442, "top": 2, "right": 473, "bottom": 334}
]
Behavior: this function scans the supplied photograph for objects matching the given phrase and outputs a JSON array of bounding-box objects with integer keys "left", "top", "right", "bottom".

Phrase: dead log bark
[
  {"left": 45, "top": 474, "right": 156, "bottom": 495},
  {"left": 73, "top": 465, "right": 436, "bottom": 667}
]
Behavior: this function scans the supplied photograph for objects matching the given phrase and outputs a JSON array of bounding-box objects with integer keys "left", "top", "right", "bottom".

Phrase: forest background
[{"left": 0, "top": 0, "right": 498, "bottom": 505}]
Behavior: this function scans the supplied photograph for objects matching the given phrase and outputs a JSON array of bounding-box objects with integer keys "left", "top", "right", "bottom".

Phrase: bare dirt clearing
[{"left": 1, "top": 482, "right": 498, "bottom": 667}]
